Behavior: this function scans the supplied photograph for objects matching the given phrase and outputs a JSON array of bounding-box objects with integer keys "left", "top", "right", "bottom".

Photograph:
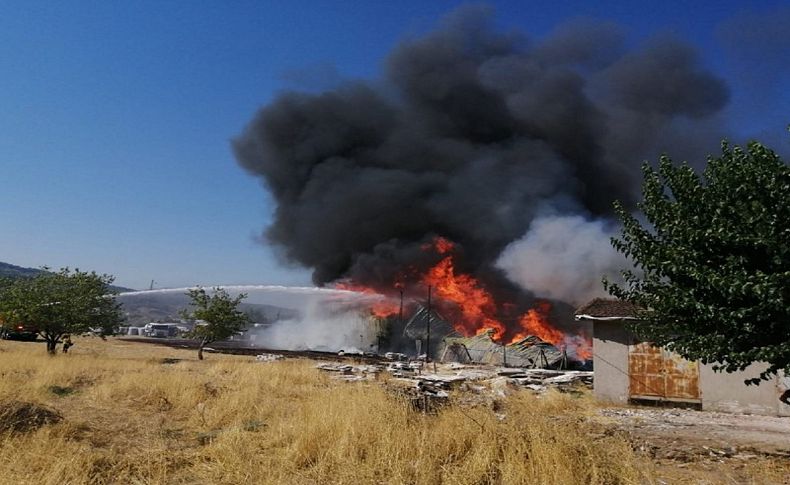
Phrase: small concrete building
[{"left": 576, "top": 298, "right": 790, "bottom": 416}]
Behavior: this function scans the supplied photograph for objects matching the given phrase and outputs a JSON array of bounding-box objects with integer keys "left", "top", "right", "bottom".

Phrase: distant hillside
[
  {"left": 116, "top": 291, "right": 298, "bottom": 326},
  {"left": 0, "top": 261, "right": 135, "bottom": 293},
  {"left": 0, "top": 262, "right": 41, "bottom": 279}
]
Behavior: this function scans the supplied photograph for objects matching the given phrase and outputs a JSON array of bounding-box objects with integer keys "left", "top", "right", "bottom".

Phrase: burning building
[
  {"left": 337, "top": 237, "right": 593, "bottom": 363},
  {"left": 441, "top": 330, "right": 565, "bottom": 369},
  {"left": 233, "top": 8, "right": 729, "bottom": 357},
  {"left": 403, "top": 305, "right": 459, "bottom": 349}
]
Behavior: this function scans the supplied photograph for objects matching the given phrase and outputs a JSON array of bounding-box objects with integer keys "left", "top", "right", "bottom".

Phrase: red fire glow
[
  {"left": 511, "top": 301, "right": 562, "bottom": 344},
  {"left": 512, "top": 301, "right": 593, "bottom": 360},
  {"left": 334, "top": 236, "right": 593, "bottom": 361},
  {"left": 421, "top": 237, "right": 592, "bottom": 360},
  {"left": 334, "top": 281, "right": 400, "bottom": 318},
  {"left": 422, "top": 240, "right": 507, "bottom": 340},
  {"left": 568, "top": 333, "right": 593, "bottom": 361}
]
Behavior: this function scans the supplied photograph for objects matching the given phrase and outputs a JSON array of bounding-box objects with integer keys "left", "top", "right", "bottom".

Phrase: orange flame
[
  {"left": 513, "top": 301, "right": 562, "bottom": 345},
  {"left": 333, "top": 281, "right": 400, "bottom": 318},
  {"left": 369, "top": 302, "right": 400, "bottom": 318},
  {"left": 422, "top": 254, "right": 506, "bottom": 340},
  {"left": 566, "top": 333, "right": 593, "bottom": 361},
  {"left": 421, "top": 238, "right": 593, "bottom": 360},
  {"left": 509, "top": 301, "right": 593, "bottom": 360},
  {"left": 434, "top": 236, "right": 455, "bottom": 254},
  {"left": 333, "top": 236, "right": 594, "bottom": 362},
  {"left": 575, "top": 340, "right": 593, "bottom": 361}
]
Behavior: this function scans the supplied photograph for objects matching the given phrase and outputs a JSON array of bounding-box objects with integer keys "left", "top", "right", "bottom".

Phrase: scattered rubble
[
  {"left": 310, "top": 354, "right": 594, "bottom": 415},
  {"left": 315, "top": 362, "right": 386, "bottom": 382},
  {"left": 384, "top": 352, "right": 407, "bottom": 361},
  {"left": 386, "top": 360, "right": 424, "bottom": 377},
  {"left": 315, "top": 363, "right": 354, "bottom": 373},
  {"left": 255, "top": 353, "right": 284, "bottom": 362},
  {"left": 508, "top": 369, "right": 593, "bottom": 392},
  {"left": 313, "top": 358, "right": 593, "bottom": 402}
]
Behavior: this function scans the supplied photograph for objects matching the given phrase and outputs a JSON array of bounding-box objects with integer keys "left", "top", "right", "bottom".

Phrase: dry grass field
[{"left": 0, "top": 337, "right": 783, "bottom": 484}]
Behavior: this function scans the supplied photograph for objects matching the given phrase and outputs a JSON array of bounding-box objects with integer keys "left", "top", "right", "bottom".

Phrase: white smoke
[
  {"left": 256, "top": 300, "right": 379, "bottom": 353},
  {"left": 121, "top": 285, "right": 385, "bottom": 352},
  {"left": 496, "top": 215, "right": 626, "bottom": 305}
]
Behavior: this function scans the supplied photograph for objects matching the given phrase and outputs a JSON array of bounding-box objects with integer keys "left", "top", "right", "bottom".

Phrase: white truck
[{"left": 144, "top": 323, "right": 179, "bottom": 338}]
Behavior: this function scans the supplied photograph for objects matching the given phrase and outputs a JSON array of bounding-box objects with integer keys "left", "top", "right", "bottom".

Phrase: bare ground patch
[
  {"left": 598, "top": 406, "right": 790, "bottom": 483},
  {"left": 0, "top": 401, "right": 63, "bottom": 434}
]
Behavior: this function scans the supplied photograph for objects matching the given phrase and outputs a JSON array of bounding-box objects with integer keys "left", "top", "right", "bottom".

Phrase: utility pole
[
  {"left": 376, "top": 319, "right": 381, "bottom": 354},
  {"left": 398, "top": 287, "right": 404, "bottom": 329},
  {"left": 426, "top": 285, "right": 432, "bottom": 364}
]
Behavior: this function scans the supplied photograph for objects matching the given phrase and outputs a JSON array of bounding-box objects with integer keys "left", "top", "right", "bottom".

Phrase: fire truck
[
  {"left": 0, "top": 321, "right": 39, "bottom": 341},
  {"left": 0, "top": 311, "right": 37, "bottom": 340}
]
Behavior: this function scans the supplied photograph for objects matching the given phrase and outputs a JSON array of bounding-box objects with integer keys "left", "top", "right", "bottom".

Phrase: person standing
[{"left": 62, "top": 334, "right": 73, "bottom": 353}]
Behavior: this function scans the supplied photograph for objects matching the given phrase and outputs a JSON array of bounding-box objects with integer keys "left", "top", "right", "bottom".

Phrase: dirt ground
[{"left": 597, "top": 406, "right": 790, "bottom": 483}]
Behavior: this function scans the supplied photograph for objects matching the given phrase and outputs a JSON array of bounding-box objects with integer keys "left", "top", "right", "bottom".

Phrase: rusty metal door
[{"left": 629, "top": 341, "right": 700, "bottom": 402}]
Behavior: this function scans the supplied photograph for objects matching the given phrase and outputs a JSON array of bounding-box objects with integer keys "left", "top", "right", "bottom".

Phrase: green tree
[
  {"left": 607, "top": 141, "right": 790, "bottom": 383},
  {"left": 0, "top": 268, "right": 124, "bottom": 354},
  {"left": 182, "top": 287, "right": 250, "bottom": 360}
]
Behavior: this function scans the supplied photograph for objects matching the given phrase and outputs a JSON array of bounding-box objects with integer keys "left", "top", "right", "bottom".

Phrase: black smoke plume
[{"left": 233, "top": 7, "right": 728, "bottom": 297}]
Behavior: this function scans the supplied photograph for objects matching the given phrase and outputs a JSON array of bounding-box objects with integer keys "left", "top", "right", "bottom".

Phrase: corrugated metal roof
[
  {"left": 441, "top": 330, "right": 564, "bottom": 369},
  {"left": 403, "top": 305, "right": 460, "bottom": 341}
]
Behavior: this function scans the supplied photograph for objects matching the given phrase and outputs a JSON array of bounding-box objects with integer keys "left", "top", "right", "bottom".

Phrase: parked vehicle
[
  {"left": 144, "top": 323, "right": 179, "bottom": 338},
  {"left": 0, "top": 323, "right": 39, "bottom": 341}
]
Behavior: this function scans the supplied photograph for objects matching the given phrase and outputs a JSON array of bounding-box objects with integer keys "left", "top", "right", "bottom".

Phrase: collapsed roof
[
  {"left": 403, "top": 305, "right": 460, "bottom": 342},
  {"left": 440, "top": 329, "right": 565, "bottom": 369},
  {"left": 403, "top": 305, "right": 566, "bottom": 368}
]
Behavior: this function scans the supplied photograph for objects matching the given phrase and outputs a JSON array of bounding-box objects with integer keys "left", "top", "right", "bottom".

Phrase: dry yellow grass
[{"left": 0, "top": 337, "right": 652, "bottom": 484}]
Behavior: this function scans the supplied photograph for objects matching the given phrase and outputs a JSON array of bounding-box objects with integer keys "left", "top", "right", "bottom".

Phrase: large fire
[
  {"left": 335, "top": 236, "right": 593, "bottom": 361},
  {"left": 513, "top": 301, "right": 593, "bottom": 360},
  {"left": 423, "top": 244, "right": 507, "bottom": 340},
  {"left": 333, "top": 281, "right": 401, "bottom": 318},
  {"left": 513, "top": 301, "right": 562, "bottom": 344}
]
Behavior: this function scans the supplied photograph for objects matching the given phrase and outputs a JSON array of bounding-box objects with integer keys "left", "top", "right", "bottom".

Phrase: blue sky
[{"left": 2, "top": 0, "right": 788, "bottom": 290}]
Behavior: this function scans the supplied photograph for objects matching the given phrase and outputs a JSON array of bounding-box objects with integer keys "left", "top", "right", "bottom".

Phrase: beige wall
[
  {"left": 591, "top": 320, "right": 630, "bottom": 404},
  {"left": 700, "top": 364, "right": 790, "bottom": 416},
  {"left": 591, "top": 319, "right": 790, "bottom": 416}
]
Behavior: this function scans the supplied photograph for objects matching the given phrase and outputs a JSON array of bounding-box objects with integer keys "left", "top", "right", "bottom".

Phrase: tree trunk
[
  {"left": 46, "top": 339, "right": 57, "bottom": 354},
  {"left": 197, "top": 337, "right": 210, "bottom": 360}
]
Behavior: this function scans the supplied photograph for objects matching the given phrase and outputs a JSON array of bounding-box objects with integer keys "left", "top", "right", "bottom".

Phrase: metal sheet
[
  {"left": 629, "top": 341, "right": 700, "bottom": 401},
  {"left": 662, "top": 349, "right": 700, "bottom": 400}
]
